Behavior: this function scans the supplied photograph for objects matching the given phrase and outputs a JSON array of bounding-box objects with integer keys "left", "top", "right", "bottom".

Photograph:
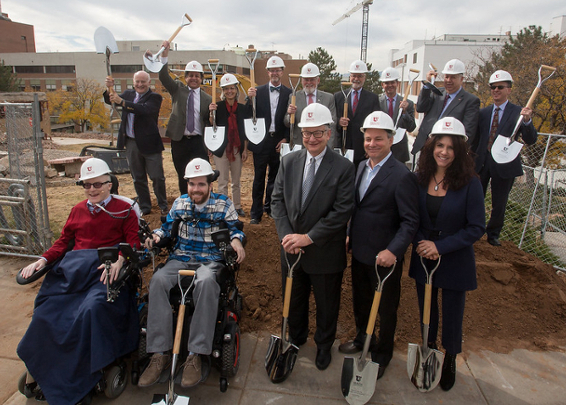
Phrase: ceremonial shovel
[
  {"left": 334, "top": 81, "right": 354, "bottom": 162},
  {"left": 144, "top": 14, "right": 193, "bottom": 73},
  {"left": 203, "top": 59, "right": 225, "bottom": 153},
  {"left": 422, "top": 63, "right": 443, "bottom": 96},
  {"left": 280, "top": 73, "right": 302, "bottom": 157},
  {"left": 393, "top": 69, "right": 420, "bottom": 145},
  {"left": 243, "top": 48, "right": 266, "bottom": 145}
]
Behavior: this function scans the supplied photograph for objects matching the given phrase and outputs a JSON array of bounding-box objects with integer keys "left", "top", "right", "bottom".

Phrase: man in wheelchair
[
  {"left": 139, "top": 158, "right": 245, "bottom": 388},
  {"left": 17, "top": 158, "right": 141, "bottom": 405}
]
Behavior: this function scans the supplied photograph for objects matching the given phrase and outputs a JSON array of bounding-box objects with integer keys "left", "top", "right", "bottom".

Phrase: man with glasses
[
  {"left": 247, "top": 56, "right": 292, "bottom": 224},
  {"left": 272, "top": 103, "right": 354, "bottom": 371},
  {"left": 472, "top": 70, "right": 537, "bottom": 246}
]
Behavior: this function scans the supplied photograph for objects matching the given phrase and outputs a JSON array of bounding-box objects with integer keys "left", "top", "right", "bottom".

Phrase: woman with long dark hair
[{"left": 409, "top": 117, "right": 485, "bottom": 391}]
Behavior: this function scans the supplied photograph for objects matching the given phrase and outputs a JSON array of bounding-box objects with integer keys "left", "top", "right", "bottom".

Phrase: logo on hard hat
[
  {"left": 385, "top": 73, "right": 390, "bottom": 78},
  {"left": 271, "top": 60, "right": 276, "bottom": 64},
  {"left": 195, "top": 165, "right": 201, "bottom": 170},
  {"left": 307, "top": 68, "right": 311, "bottom": 73},
  {"left": 87, "top": 166, "right": 92, "bottom": 172},
  {"left": 444, "top": 121, "right": 452, "bottom": 129},
  {"left": 356, "top": 64, "right": 360, "bottom": 69},
  {"left": 372, "top": 117, "right": 379, "bottom": 123},
  {"left": 308, "top": 112, "right": 313, "bottom": 118},
  {"left": 495, "top": 74, "right": 500, "bottom": 79}
]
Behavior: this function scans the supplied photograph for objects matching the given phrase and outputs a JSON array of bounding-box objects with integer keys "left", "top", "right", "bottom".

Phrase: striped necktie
[{"left": 302, "top": 157, "right": 315, "bottom": 207}]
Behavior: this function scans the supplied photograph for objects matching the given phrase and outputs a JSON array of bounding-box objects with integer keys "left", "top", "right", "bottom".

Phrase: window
[
  {"left": 45, "top": 65, "right": 75, "bottom": 74},
  {"left": 413, "top": 53, "right": 418, "bottom": 64},
  {"left": 61, "top": 80, "right": 73, "bottom": 91},
  {"left": 126, "top": 79, "right": 133, "bottom": 90},
  {"left": 115, "top": 84, "right": 122, "bottom": 93},
  {"left": 132, "top": 46, "right": 140, "bottom": 51},
  {"left": 30, "top": 79, "right": 41, "bottom": 91},
  {"left": 14, "top": 66, "right": 44, "bottom": 74},
  {"left": 45, "top": 80, "right": 56, "bottom": 91}
]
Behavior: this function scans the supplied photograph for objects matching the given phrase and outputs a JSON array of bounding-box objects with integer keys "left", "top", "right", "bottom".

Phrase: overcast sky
[{"left": 2, "top": 0, "right": 564, "bottom": 72}]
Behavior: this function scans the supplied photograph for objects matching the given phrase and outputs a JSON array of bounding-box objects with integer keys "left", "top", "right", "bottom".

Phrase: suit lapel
[
  {"left": 498, "top": 102, "right": 514, "bottom": 131},
  {"left": 362, "top": 157, "right": 394, "bottom": 200},
  {"left": 442, "top": 91, "right": 464, "bottom": 117}
]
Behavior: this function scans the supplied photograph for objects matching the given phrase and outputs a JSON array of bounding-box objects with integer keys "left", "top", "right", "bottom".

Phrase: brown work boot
[
  {"left": 181, "top": 354, "right": 202, "bottom": 387},
  {"left": 138, "top": 353, "right": 170, "bottom": 387}
]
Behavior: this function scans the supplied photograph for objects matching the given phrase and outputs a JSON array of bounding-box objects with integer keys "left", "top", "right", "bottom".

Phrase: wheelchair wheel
[
  {"left": 221, "top": 324, "right": 240, "bottom": 378},
  {"left": 103, "top": 364, "right": 127, "bottom": 399}
]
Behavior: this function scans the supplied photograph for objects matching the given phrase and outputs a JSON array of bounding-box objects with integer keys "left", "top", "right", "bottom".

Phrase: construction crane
[{"left": 333, "top": 0, "right": 374, "bottom": 63}]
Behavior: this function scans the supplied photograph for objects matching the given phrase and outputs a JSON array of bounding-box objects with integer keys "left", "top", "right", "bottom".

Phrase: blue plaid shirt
[{"left": 154, "top": 192, "right": 245, "bottom": 262}]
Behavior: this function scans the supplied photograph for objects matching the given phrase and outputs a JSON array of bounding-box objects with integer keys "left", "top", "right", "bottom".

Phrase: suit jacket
[
  {"left": 103, "top": 89, "right": 164, "bottom": 155},
  {"left": 379, "top": 94, "right": 416, "bottom": 163},
  {"left": 284, "top": 90, "right": 338, "bottom": 147},
  {"left": 247, "top": 83, "right": 291, "bottom": 155},
  {"left": 413, "top": 86, "right": 480, "bottom": 154},
  {"left": 271, "top": 147, "right": 355, "bottom": 274},
  {"left": 334, "top": 88, "right": 380, "bottom": 163},
  {"left": 473, "top": 102, "right": 537, "bottom": 179},
  {"left": 408, "top": 177, "right": 485, "bottom": 291},
  {"left": 159, "top": 63, "right": 211, "bottom": 141},
  {"left": 209, "top": 100, "right": 250, "bottom": 158},
  {"left": 350, "top": 156, "right": 419, "bottom": 266}
]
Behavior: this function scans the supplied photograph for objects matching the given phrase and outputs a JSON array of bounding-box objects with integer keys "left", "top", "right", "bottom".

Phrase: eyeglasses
[
  {"left": 490, "top": 85, "right": 508, "bottom": 90},
  {"left": 82, "top": 181, "right": 111, "bottom": 189},
  {"left": 302, "top": 130, "right": 326, "bottom": 139}
]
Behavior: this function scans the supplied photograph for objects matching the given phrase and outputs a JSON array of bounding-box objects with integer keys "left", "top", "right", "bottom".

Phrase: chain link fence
[
  {"left": 0, "top": 95, "right": 52, "bottom": 258},
  {"left": 494, "top": 133, "right": 566, "bottom": 272}
]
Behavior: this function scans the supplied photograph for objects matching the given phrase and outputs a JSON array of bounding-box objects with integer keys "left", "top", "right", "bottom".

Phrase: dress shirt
[
  {"left": 358, "top": 152, "right": 392, "bottom": 200},
  {"left": 439, "top": 87, "right": 462, "bottom": 117},
  {"left": 351, "top": 89, "right": 361, "bottom": 111},
  {"left": 305, "top": 90, "right": 317, "bottom": 105},
  {"left": 302, "top": 148, "right": 327, "bottom": 181},
  {"left": 126, "top": 90, "right": 148, "bottom": 138},
  {"left": 269, "top": 83, "right": 280, "bottom": 132},
  {"left": 184, "top": 87, "right": 202, "bottom": 136},
  {"left": 491, "top": 100, "right": 508, "bottom": 126},
  {"left": 87, "top": 195, "right": 112, "bottom": 214}
]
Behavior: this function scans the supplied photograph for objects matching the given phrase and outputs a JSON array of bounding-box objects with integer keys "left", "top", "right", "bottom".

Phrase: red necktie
[
  {"left": 388, "top": 98, "right": 394, "bottom": 117},
  {"left": 308, "top": 93, "right": 314, "bottom": 105},
  {"left": 353, "top": 90, "right": 359, "bottom": 115},
  {"left": 488, "top": 107, "right": 500, "bottom": 151}
]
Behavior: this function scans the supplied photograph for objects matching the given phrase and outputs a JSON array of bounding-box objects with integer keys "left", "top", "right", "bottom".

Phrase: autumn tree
[
  {"left": 0, "top": 61, "right": 20, "bottom": 92},
  {"left": 153, "top": 82, "right": 172, "bottom": 129},
  {"left": 308, "top": 47, "right": 342, "bottom": 94}
]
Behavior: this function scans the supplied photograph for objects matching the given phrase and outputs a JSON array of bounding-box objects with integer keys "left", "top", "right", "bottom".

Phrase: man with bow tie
[{"left": 247, "top": 55, "right": 292, "bottom": 224}]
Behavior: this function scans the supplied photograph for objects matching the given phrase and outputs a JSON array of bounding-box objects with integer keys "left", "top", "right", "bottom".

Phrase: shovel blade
[
  {"left": 151, "top": 393, "right": 190, "bottom": 405},
  {"left": 423, "top": 80, "right": 443, "bottom": 96},
  {"left": 393, "top": 128, "right": 406, "bottom": 145},
  {"left": 144, "top": 56, "right": 166, "bottom": 73},
  {"left": 491, "top": 135, "right": 524, "bottom": 164},
  {"left": 244, "top": 118, "right": 266, "bottom": 145},
  {"left": 280, "top": 142, "right": 302, "bottom": 157},
  {"left": 407, "top": 343, "right": 444, "bottom": 392},
  {"left": 94, "top": 27, "right": 119, "bottom": 54},
  {"left": 265, "top": 334, "right": 299, "bottom": 383},
  {"left": 341, "top": 356, "right": 379, "bottom": 405},
  {"left": 204, "top": 126, "right": 226, "bottom": 152},
  {"left": 333, "top": 148, "right": 354, "bottom": 162}
]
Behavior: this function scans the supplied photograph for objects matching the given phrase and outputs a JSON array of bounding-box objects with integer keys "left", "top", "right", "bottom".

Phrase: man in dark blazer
[
  {"left": 247, "top": 55, "right": 291, "bottom": 224},
  {"left": 378, "top": 67, "right": 417, "bottom": 164},
  {"left": 271, "top": 103, "right": 354, "bottom": 371},
  {"left": 334, "top": 60, "right": 380, "bottom": 168},
  {"left": 413, "top": 59, "right": 480, "bottom": 158},
  {"left": 104, "top": 71, "right": 167, "bottom": 215},
  {"left": 158, "top": 41, "right": 212, "bottom": 195},
  {"left": 339, "top": 111, "right": 419, "bottom": 379},
  {"left": 472, "top": 70, "right": 537, "bottom": 246}
]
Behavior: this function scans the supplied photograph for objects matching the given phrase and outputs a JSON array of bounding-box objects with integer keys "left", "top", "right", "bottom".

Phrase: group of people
[{"left": 16, "top": 46, "right": 539, "bottom": 403}]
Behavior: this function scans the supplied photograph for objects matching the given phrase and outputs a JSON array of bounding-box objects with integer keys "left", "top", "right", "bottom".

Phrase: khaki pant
[{"left": 214, "top": 149, "right": 242, "bottom": 208}]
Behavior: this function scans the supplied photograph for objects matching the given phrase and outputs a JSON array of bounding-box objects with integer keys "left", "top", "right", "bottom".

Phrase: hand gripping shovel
[
  {"left": 144, "top": 14, "right": 193, "bottom": 73},
  {"left": 204, "top": 59, "right": 226, "bottom": 153},
  {"left": 407, "top": 256, "right": 444, "bottom": 392},
  {"left": 422, "top": 63, "right": 443, "bottom": 96},
  {"left": 280, "top": 73, "right": 302, "bottom": 157},
  {"left": 341, "top": 262, "right": 396, "bottom": 405},
  {"left": 265, "top": 251, "right": 302, "bottom": 383},
  {"left": 491, "top": 64, "right": 556, "bottom": 164},
  {"left": 151, "top": 270, "right": 194, "bottom": 405},
  {"left": 244, "top": 48, "right": 266, "bottom": 145},
  {"left": 334, "top": 81, "right": 354, "bottom": 162},
  {"left": 393, "top": 69, "right": 420, "bottom": 145}
]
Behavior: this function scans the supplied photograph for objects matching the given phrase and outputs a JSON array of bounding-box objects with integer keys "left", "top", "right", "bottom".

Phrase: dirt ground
[{"left": 9, "top": 133, "right": 566, "bottom": 357}]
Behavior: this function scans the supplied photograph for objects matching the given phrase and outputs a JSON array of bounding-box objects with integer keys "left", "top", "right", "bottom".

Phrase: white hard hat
[
  {"left": 79, "top": 158, "right": 111, "bottom": 181},
  {"left": 489, "top": 70, "right": 514, "bottom": 84},
  {"left": 220, "top": 73, "right": 239, "bottom": 87},
  {"left": 380, "top": 67, "right": 400, "bottom": 82},
  {"left": 441, "top": 59, "right": 465, "bottom": 75},
  {"left": 298, "top": 103, "right": 334, "bottom": 128},
  {"left": 348, "top": 60, "right": 368, "bottom": 74},
  {"left": 429, "top": 117, "right": 468, "bottom": 140},
  {"left": 184, "top": 158, "right": 214, "bottom": 179},
  {"left": 266, "top": 55, "right": 285, "bottom": 69},
  {"left": 360, "top": 111, "right": 396, "bottom": 135},
  {"left": 184, "top": 61, "right": 204, "bottom": 73},
  {"left": 300, "top": 62, "right": 320, "bottom": 78}
]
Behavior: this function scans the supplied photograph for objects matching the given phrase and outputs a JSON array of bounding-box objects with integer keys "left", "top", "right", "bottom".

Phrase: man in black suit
[
  {"left": 334, "top": 60, "right": 380, "bottom": 168},
  {"left": 413, "top": 59, "right": 480, "bottom": 159},
  {"left": 472, "top": 70, "right": 537, "bottom": 246},
  {"left": 271, "top": 103, "right": 354, "bottom": 371},
  {"left": 339, "top": 111, "right": 419, "bottom": 379},
  {"left": 104, "top": 71, "right": 167, "bottom": 215},
  {"left": 247, "top": 55, "right": 291, "bottom": 224}
]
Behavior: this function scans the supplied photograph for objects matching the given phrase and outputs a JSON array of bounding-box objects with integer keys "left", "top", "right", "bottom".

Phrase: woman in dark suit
[
  {"left": 409, "top": 117, "right": 485, "bottom": 391},
  {"left": 208, "top": 74, "right": 249, "bottom": 217}
]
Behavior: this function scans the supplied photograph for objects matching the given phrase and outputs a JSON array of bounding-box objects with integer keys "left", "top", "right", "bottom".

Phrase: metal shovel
[
  {"left": 341, "top": 262, "right": 396, "bottom": 405},
  {"left": 265, "top": 251, "right": 302, "bottom": 383},
  {"left": 151, "top": 270, "right": 194, "bottom": 405},
  {"left": 280, "top": 73, "right": 302, "bottom": 157},
  {"left": 144, "top": 14, "right": 193, "bottom": 73},
  {"left": 334, "top": 81, "right": 354, "bottom": 162},
  {"left": 422, "top": 63, "right": 443, "bottom": 96},
  {"left": 203, "top": 59, "right": 225, "bottom": 153},
  {"left": 243, "top": 48, "right": 266, "bottom": 145},
  {"left": 393, "top": 69, "right": 420, "bottom": 145},
  {"left": 407, "top": 256, "right": 444, "bottom": 392},
  {"left": 491, "top": 64, "right": 556, "bottom": 164}
]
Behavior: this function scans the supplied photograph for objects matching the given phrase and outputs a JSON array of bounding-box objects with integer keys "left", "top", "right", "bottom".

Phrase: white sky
[{"left": 2, "top": 0, "right": 564, "bottom": 72}]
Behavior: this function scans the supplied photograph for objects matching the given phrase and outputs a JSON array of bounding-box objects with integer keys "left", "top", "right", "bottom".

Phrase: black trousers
[
  {"left": 479, "top": 164, "right": 515, "bottom": 240},
  {"left": 351, "top": 257, "right": 402, "bottom": 364},
  {"left": 250, "top": 151, "right": 280, "bottom": 220},
  {"left": 171, "top": 136, "right": 209, "bottom": 195}
]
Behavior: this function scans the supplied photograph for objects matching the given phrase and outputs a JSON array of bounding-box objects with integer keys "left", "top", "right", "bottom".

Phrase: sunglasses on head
[
  {"left": 81, "top": 181, "right": 111, "bottom": 189},
  {"left": 490, "top": 85, "right": 508, "bottom": 90}
]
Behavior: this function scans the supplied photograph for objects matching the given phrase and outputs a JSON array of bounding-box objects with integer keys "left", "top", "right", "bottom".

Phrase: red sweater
[{"left": 42, "top": 198, "right": 139, "bottom": 263}]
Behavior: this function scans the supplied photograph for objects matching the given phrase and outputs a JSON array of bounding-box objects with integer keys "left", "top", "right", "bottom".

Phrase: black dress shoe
[
  {"left": 440, "top": 353, "right": 457, "bottom": 391},
  {"left": 315, "top": 348, "right": 331, "bottom": 370},
  {"left": 488, "top": 237, "right": 501, "bottom": 246},
  {"left": 338, "top": 341, "right": 362, "bottom": 354},
  {"left": 377, "top": 363, "right": 387, "bottom": 380},
  {"left": 371, "top": 353, "right": 391, "bottom": 380},
  {"left": 250, "top": 218, "right": 261, "bottom": 225}
]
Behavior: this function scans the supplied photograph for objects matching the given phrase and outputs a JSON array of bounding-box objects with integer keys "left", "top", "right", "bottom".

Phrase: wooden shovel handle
[
  {"left": 179, "top": 270, "right": 195, "bottom": 277},
  {"left": 173, "top": 304, "right": 186, "bottom": 355},
  {"left": 365, "top": 290, "right": 382, "bottom": 335},
  {"left": 282, "top": 276, "right": 293, "bottom": 318},
  {"left": 342, "top": 103, "right": 348, "bottom": 131},
  {"left": 403, "top": 69, "right": 420, "bottom": 101},
  {"left": 525, "top": 87, "right": 540, "bottom": 110},
  {"left": 184, "top": 13, "right": 193, "bottom": 23},
  {"left": 290, "top": 94, "right": 296, "bottom": 125},
  {"left": 541, "top": 64, "right": 556, "bottom": 71},
  {"left": 423, "top": 283, "right": 432, "bottom": 326},
  {"left": 167, "top": 14, "right": 193, "bottom": 44}
]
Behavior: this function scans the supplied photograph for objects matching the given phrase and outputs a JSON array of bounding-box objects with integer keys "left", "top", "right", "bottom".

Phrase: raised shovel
[
  {"left": 407, "top": 256, "right": 444, "bottom": 392},
  {"left": 422, "top": 63, "right": 443, "bottom": 96},
  {"left": 151, "top": 270, "right": 194, "bottom": 405},
  {"left": 243, "top": 48, "right": 266, "bottom": 145},
  {"left": 341, "top": 262, "right": 396, "bottom": 405},
  {"left": 334, "top": 81, "right": 354, "bottom": 162},
  {"left": 280, "top": 73, "right": 302, "bottom": 157},
  {"left": 491, "top": 64, "right": 556, "bottom": 164},
  {"left": 265, "top": 251, "right": 302, "bottom": 383},
  {"left": 203, "top": 59, "right": 225, "bottom": 153},
  {"left": 393, "top": 69, "right": 420, "bottom": 145},
  {"left": 144, "top": 14, "right": 193, "bottom": 73}
]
